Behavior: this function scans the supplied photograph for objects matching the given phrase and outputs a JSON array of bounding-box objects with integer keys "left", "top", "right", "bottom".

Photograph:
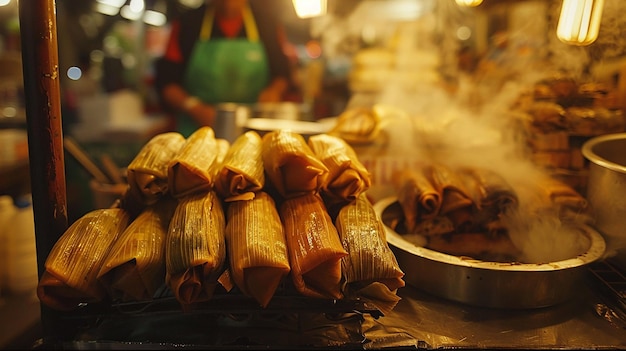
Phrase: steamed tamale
[
  {"left": 427, "top": 163, "right": 475, "bottom": 231},
  {"left": 207, "top": 138, "right": 232, "bottom": 186},
  {"left": 166, "top": 190, "right": 226, "bottom": 305},
  {"left": 335, "top": 194, "right": 405, "bottom": 292},
  {"left": 280, "top": 193, "right": 347, "bottom": 299},
  {"left": 98, "top": 198, "right": 177, "bottom": 301},
  {"left": 307, "top": 133, "right": 371, "bottom": 205},
  {"left": 37, "top": 208, "right": 131, "bottom": 311},
  {"left": 459, "top": 167, "right": 518, "bottom": 225},
  {"left": 168, "top": 127, "right": 219, "bottom": 198},
  {"left": 392, "top": 168, "right": 442, "bottom": 234},
  {"left": 215, "top": 131, "right": 265, "bottom": 202},
  {"left": 328, "top": 106, "right": 381, "bottom": 144},
  {"left": 127, "top": 132, "right": 186, "bottom": 205},
  {"left": 225, "top": 192, "right": 290, "bottom": 307},
  {"left": 261, "top": 130, "right": 329, "bottom": 199}
]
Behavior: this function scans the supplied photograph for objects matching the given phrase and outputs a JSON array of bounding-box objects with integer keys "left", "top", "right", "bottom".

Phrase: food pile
[
  {"left": 515, "top": 76, "right": 625, "bottom": 193},
  {"left": 37, "top": 127, "right": 405, "bottom": 314},
  {"left": 384, "top": 162, "right": 591, "bottom": 262}
]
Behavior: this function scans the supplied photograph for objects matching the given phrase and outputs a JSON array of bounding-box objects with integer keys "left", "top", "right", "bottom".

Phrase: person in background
[{"left": 155, "top": 0, "right": 294, "bottom": 137}]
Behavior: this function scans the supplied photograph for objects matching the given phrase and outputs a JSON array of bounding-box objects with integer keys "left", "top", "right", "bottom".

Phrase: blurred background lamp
[
  {"left": 557, "top": 0, "right": 604, "bottom": 46},
  {"left": 292, "top": 0, "right": 327, "bottom": 18},
  {"left": 455, "top": 0, "right": 483, "bottom": 7}
]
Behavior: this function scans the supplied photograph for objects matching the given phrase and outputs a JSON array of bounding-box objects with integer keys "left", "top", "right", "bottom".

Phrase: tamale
[
  {"left": 427, "top": 163, "right": 475, "bottom": 231},
  {"left": 280, "top": 193, "right": 347, "bottom": 299},
  {"left": 538, "top": 176, "right": 588, "bottom": 213},
  {"left": 392, "top": 168, "right": 442, "bottom": 234},
  {"left": 225, "top": 192, "right": 290, "bottom": 307},
  {"left": 168, "top": 127, "right": 219, "bottom": 198},
  {"left": 328, "top": 106, "right": 381, "bottom": 144},
  {"left": 127, "top": 132, "right": 186, "bottom": 205},
  {"left": 97, "top": 197, "right": 178, "bottom": 301},
  {"left": 335, "top": 194, "right": 405, "bottom": 293},
  {"left": 307, "top": 133, "right": 371, "bottom": 205},
  {"left": 261, "top": 130, "right": 328, "bottom": 199},
  {"left": 37, "top": 208, "right": 131, "bottom": 311},
  {"left": 459, "top": 167, "right": 518, "bottom": 226},
  {"left": 207, "top": 138, "right": 231, "bottom": 183},
  {"left": 166, "top": 190, "right": 226, "bottom": 305},
  {"left": 215, "top": 131, "right": 265, "bottom": 202}
]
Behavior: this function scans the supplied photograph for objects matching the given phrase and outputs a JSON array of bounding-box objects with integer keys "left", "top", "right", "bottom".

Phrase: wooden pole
[{"left": 19, "top": 0, "right": 69, "bottom": 345}]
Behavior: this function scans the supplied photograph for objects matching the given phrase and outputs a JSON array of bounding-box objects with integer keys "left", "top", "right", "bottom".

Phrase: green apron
[{"left": 178, "top": 4, "right": 270, "bottom": 137}]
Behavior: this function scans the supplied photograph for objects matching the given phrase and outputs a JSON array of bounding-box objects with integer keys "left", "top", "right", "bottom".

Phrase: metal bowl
[
  {"left": 373, "top": 196, "right": 606, "bottom": 309},
  {"left": 582, "top": 132, "right": 626, "bottom": 270}
]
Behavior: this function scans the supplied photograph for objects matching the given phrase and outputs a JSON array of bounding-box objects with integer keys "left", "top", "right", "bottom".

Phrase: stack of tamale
[{"left": 37, "top": 127, "right": 405, "bottom": 314}]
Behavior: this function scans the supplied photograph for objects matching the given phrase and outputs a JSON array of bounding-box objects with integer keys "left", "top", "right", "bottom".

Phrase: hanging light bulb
[
  {"left": 557, "top": 0, "right": 604, "bottom": 46},
  {"left": 455, "top": 0, "right": 483, "bottom": 7},
  {"left": 292, "top": 0, "right": 327, "bottom": 19}
]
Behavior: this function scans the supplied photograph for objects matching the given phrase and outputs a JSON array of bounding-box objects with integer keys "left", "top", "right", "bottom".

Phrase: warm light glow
[
  {"left": 292, "top": 0, "right": 327, "bottom": 18},
  {"left": 557, "top": 0, "right": 604, "bottom": 46},
  {"left": 455, "top": 0, "right": 483, "bottom": 7}
]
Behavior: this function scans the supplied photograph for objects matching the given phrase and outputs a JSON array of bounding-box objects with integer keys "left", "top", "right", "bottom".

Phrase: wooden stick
[
  {"left": 101, "top": 154, "right": 125, "bottom": 185},
  {"left": 63, "top": 136, "right": 112, "bottom": 184}
]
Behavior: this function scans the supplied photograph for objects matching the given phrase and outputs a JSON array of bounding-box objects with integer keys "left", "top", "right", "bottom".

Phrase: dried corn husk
[
  {"left": 427, "top": 163, "right": 475, "bottom": 231},
  {"left": 262, "top": 130, "right": 328, "bottom": 199},
  {"left": 215, "top": 131, "right": 265, "bottom": 202},
  {"left": 328, "top": 106, "right": 381, "bottom": 145},
  {"left": 393, "top": 168, "right": 442, "bottom": 234},
  {"left": 207, "top": 138, "right": 231, "bottom": 183},
  {"left": 225, "top": 192, "right": 290, "bottom": 307},
  {"left": 280, "top": 193, "right": 347, "bottom": 299},
  {"left": 127, "top": 132, "right": 186, "bottom": 205},
  {"left": 335, "top": 194, "right": 405, "bottom": 292},
  {"left": 307, "top": 133, "right": 371, "bottom": 205},
  {"left": 168, "top": 127, "right": 219, "bottom": 198},
  {"left": 37, "top": 208, "right": 131, "bottom": 310},
  {"left": 459, "top": 167, "right": 518, "bottom": 225},
  {"left": 97, "top": 198, "right": 178, "bottom": 301},
  {"left": 166, "top": 190, "right": 226, "bottom": 305}
]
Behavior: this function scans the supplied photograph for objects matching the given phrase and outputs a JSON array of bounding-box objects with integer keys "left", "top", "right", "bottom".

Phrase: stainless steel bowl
[
  {"left": 582, "top": 132, "right": 626, "bottom": 270},
  {"left": 373, "top": 197, "right": 606, "bottom": 309}
]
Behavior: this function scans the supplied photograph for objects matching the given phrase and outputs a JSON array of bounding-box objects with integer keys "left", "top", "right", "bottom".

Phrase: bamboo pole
[{"left": 19, "top": 0, "right": 68, "bottom": 345}]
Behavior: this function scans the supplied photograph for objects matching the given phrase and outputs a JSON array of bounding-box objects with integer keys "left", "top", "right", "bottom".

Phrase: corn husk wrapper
[
  {"left": 262, "top": 130, "right": 329, "bottom": 199},
  {"left": 427, "top": 164, "right": 474, "bottom": 231},
  {"left": 307, "top": 133, "right": 371, "bottom": 205},
  {"left": 37, "top": 208, "right": 131, "bottom": 311},
  {"left": 336, "top": 194, "right": 405, "bottom": 292},
  {"left": 393, "top": 168, "right": 442, "bottom": 234},
  {"left": 166, "top": 191, "right": 226, "bottom": 305},
  {"left": 538, "top": 176, "right": 588, "bottom": 212},
  {"left": 168, "top": 127, "right": 218, "bottom": 198},
  {"left": 207, "top": 138, "right": 231, "bottom": 183},
  {"left": 215, "top": 131, "right": 265, "bottom": 202},
  {"left": 97, "top": 198, "right": 178, "bottom": 301},
  {"left": 328, "top": 106, "right": 381, "bottom": 145},
  {"left": 459, "top": 167, "right": 518, "bottom": 225},
  {"left": 127, "top": 132, "right": 186, "bottom": 205},
  {"left": 225, "top": 192, "right": 290, "bottom": 307},
  {"left": 280, "top": 194, "right": 347, "bottom": 299}
]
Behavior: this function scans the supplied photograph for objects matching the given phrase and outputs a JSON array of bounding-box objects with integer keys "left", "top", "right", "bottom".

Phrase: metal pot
[
  {"left": 213, "top": 103, "right": 251, "bottom": 143},
  {"left": 582, "top": 132, "right": 626, "bottom": 269},
  {"left": 373, "top": 197, "right": 606, "bottom": 309}
]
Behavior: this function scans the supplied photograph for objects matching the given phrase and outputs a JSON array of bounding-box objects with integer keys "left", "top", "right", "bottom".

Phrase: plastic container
[{"left": 4, "top": 194, "right": 38, "bottom": 295}]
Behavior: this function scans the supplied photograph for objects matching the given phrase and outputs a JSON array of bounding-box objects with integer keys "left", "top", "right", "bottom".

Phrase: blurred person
[{"left": 155, "top": 0, "right": 294, "bottom": 137}]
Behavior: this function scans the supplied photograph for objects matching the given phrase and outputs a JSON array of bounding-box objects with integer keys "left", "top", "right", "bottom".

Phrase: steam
[{"left": 315, "top": 0, "right": 622, "bottom": 263}]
